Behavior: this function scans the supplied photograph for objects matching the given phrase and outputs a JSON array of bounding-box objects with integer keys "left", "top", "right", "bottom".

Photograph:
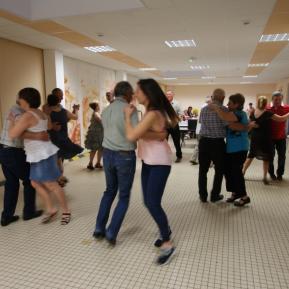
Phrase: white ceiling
[
  {"left": 0, "top": 0, "right": 288, "bottom": 85},
  {"left": 0, "top": 0, "right": 144, "bottom": 20}
]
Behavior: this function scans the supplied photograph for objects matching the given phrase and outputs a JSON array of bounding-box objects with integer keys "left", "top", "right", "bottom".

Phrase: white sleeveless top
[{"left": 24, "top": 111, "right": 59, "bottom": 163}]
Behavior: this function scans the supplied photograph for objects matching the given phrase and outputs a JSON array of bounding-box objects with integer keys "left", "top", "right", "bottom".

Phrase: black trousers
[
  {"left": 0, "top": 146, "right": 36, "bottom": 220},
  {"left": 198, "top": 137, "right": 225, "bottom": 200},
  {"left": 268, "top": 138, "right": 286, "bottom": 177},
  {"left": 167, "top": 124, "right": 182, "bottom": 159},
  {"left": 225, "top": 151, "right": 247, "bottom": 197}
]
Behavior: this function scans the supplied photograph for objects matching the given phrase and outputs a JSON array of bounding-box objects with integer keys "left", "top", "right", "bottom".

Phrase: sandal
[
  {"left": 87, "top": 164, "right": 94, "bottom": 170},
  {"left": 226, "top": 193, "right": 240, "bottom": 203},
  {"left": 41, "top": 211, "right": 58, "bottom": 224},
  {"left": 61, "top": 213, "right": 71, "bottom": 225},
  {"left": 61, "top": 176, "right": 69, "bottom": 183},
  {"left": 234, "top": 197, "right": 251, "bottom": 207},
  {"left": 95, "top": 163, "right": 103, "bottom": 169},
  {"left": 58, "top": 180, "right": 66, "bottom": 187}
]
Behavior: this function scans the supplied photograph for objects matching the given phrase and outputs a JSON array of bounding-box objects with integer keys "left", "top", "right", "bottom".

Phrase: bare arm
[
  {"left": 125, "top": 106, "right": 157, "bottom": 142},
  {"left": 9, "top": 113, "right": 32, "bottom": 139},
  {"left": 142, "top": 130, "right": 167, "bottom": 141},
  {"left": 271, "top": 113, "right": 289, "bottom": 122},
  {"left": 228, "top": 122, "right": 247, "bottom": 131},
  {"left": 21, "top": 131, "right": 50, "bottom": 141},
  {"left": 209, "top": 104, "right": 237, "bottom": 122},
  {"left": 67, "top": 110, "right": 78, "bottom": 121},
  {"left": 94, "top": 112, "right": 102, "bottom": 122}
]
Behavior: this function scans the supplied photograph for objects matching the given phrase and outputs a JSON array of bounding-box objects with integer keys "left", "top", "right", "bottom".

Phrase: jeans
[
  {"left": 168, "top": 124, "right": 182, "bottom": 159},
  {"left": 0, "top": 146, "right": 36, "bottom": 220},
  {"left": 198, "top": 137, "right": 225, "bottom": 200},
  {"left": 95, "top": 149, "right": 136, "bottom": 240},
  {"left": 225, "top": 151, "right": 248, "bottom": 197},
  {"left": 269, "top": 138, "right": 286, "bottom": 177},
  {"left": 141, "top": 162, "right": 171, "bottom": 242}
]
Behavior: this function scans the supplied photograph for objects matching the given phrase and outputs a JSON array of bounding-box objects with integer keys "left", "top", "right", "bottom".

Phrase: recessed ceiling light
[
  {"left": 165, "top": 39, "right": 196, "bottom": 48},
  {"left": 163, "top": 77, "right": 177, "bottom": 80},
  {"left": 240, "top": 81, "right": 252, "bottom": 84},
  {"left": 201, "top": 76, "right": 216, "bottom": 79},
  {"left": 84, "top": 46, "right": 116, "bottom": 53},
  {"left": 243, "top": 75, "right": 258, "bottom": 78},
  {"left": 259, "top": 33, "right": 289, "bottom": 42},
  {"left": 191, "top": 65, "right": 210, "bottom": 70},
  {"left": 139, "top": 68, "right": 157, "bottom": 71},
  {"left": 248, "top": 63, "right": 269, "bottom": 67}
]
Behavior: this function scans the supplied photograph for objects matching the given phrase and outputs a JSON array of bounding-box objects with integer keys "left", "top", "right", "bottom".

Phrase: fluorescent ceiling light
[
  {"left": 163, "top": 77, "right": 177, "bottom": 80},
  {"left": 165, "top": 39, "right": 196, "bottom": 48},
  {"left": 84, "top": 46, "right": 116, "bottom": 53},
  {"left": 191, "top": 65, "right": 210, "bottom": 70},
  {"left": 139, "top": 68, "right": 157, "bottom": 71},
  {"left": 201, "top": 76, "right": 216, "bottom": 79},
  {"left": 243, "top": 75, "right": 258, "bottom": 78},
  {"left": 240, "top": 81, "right": 252, "bottom": 84},
  {"left": 248, "top": 63, "right": 269, "bottom": 67},
  {"left": 259, "top": 33, "right": 289, "bottom": 42}
]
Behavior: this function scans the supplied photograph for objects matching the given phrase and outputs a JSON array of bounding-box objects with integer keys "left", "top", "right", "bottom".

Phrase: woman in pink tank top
[{"left": 124, "top": 78, "right": 179, "bottom": 265}]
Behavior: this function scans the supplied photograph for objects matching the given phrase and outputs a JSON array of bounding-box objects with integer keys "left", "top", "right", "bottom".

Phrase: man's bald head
[{"left": 212, "top": 88, "right": 225, "bottom": 103}]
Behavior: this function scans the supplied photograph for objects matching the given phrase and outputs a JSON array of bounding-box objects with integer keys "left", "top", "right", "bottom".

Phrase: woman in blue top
[{"left": 209, "top": 93, "right": 251, "bottom": 206}]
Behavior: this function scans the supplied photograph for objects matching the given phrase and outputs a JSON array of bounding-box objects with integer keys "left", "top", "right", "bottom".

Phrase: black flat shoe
[
  {"left": 23, "top": 210, "right": 43, "bottom": 221},
  {"left": 106, "top": 237, "right": 116, "bottom": 246},
  {"left": 234, "top": 197, "right": 251, "bottom": 207},
  {"left": 226, "top": 194, "right": 241, "bottom": 203},
  {"left": 211, "top": 195, "right": 224, "bottom": 203},
  {"left": 1, "top": 215, "right": 20, "bottom": 227},
  {"left": 93, "top": 231, "right": 105, "bottom": 239}
]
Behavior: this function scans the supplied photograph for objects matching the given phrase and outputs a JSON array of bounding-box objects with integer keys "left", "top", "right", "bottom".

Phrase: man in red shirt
[{"left": 267, "top": 91, "right": 289, "bottom": 181}]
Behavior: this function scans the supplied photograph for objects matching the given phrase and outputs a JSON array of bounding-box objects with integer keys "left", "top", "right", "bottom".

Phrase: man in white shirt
[{"left": 166, "top": 90, "right": 183, "bottom": 162}]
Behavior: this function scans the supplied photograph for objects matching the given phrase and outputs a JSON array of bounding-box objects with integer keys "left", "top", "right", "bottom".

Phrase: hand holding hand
[
  {"left": 124, "top": 104, "right": 136, "bottom": 118},
  {"left": 248, "top": 121, "right": 258, "bottom": 129}
]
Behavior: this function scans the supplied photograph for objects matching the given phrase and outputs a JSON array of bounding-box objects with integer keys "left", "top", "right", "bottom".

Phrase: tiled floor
[{"left": 1, "top": 140, "right": 289, "bottom": 289}]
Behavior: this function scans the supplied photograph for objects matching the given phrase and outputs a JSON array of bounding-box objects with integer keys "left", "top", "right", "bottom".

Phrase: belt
[{"left": 103, "top": 148, "right": 135, "bottom": 154}]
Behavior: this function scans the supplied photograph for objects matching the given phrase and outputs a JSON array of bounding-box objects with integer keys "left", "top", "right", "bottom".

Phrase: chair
[{"left": 188, "top": 119, "right": 197, "bottom": 138}]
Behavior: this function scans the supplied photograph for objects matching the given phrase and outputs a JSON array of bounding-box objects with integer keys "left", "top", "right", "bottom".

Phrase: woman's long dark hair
[{"left": 137, "top": 79, "right": 179, "bottom": 128}]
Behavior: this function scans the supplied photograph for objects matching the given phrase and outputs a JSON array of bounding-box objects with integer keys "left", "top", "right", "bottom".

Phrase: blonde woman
[{"left": 243, "top": 96, "right": 289, "bottom": 184}]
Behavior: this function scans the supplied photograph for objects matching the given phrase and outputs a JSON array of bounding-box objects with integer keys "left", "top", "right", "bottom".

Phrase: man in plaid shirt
[{"left": 198, "top": 89, "right": 228, "bottom": 203}]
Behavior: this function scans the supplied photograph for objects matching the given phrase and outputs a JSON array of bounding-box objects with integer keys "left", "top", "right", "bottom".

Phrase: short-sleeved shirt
[
  {"left": 226, "top": 110, "right": 249, "bottom": 153},
  {"left": 171, "top": 100, "right": 182, "bottom": 116},
  {"left": 0, "top": 105, "right": 24, "bottom": 148},
  {"left": 199, "top": 102, "right": 228, "bottom": 138},
  {"left": 267, "top": 105, "right": 289, "bottom": 140},
  {"left": 101, "top": 97, "right": 138, "bottom": 151}
]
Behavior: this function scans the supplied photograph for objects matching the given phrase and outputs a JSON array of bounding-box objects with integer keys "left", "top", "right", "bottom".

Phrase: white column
[{"left": 43, "top": 50, "right": 65, "bottom": 104}]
